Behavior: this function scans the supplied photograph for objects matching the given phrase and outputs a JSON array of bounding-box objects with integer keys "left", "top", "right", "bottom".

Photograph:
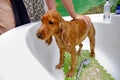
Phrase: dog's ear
[
  {"left": 61, "top": 30, "right": 70, "bottom": 46},
  {"left": 52, "top": 10, "right": 62, "bottom": 22},
  {"left": 60, "top": 19, "right": 70, "bottom": 46},
  {"left": 45, "top": 36, "right": 52, "bottom": 45}
]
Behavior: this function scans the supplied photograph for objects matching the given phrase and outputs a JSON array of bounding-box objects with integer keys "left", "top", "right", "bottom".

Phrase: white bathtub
[{"left": 0, "top": 14, "right": 120, "bottom": 80}]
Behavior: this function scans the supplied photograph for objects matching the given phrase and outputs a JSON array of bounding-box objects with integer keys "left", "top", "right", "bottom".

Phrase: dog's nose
[{"left": 37, "top": 33, "right": 42, "bottom": 39}]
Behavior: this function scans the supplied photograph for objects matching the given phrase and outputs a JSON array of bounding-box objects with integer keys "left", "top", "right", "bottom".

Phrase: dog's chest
[{"left": 54, "top": 36, "right": 67, "bottom": 48}]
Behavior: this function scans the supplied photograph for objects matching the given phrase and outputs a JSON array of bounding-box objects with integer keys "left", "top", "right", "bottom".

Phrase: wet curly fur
[{"left": 36, "top": 10, "right": 96, "bottom": 77}]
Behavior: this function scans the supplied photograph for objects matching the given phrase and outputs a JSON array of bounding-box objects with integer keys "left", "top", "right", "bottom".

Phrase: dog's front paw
[
  {"left": 55, "top": 64, "right": 62, "bottom": 69},
  {"left": 66, "top": 71, "right": 74, "bottom": 77},
  {"left": 90, "top": 52, "right": 95, "bottom": 57}
]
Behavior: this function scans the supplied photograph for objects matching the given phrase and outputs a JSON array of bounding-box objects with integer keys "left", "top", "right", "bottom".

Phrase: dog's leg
[
  {"left": 88, "top": 25, "right": 95, "bottom": 57},
  {"left": 66, "top": 47, "right": 77, "bottom": 77},
  {"left": 77, "top": 43, "right": 83, "bottom": 56},
  {"left": 89, "top": 37, "right": 95, "bottom": 57},
  {"left": 55, "top": 48, "right": 65, "bottom": 69}
]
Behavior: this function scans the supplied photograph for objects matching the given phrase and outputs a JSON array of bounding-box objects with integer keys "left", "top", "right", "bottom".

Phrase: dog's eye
[{"left": 49, "top": 21, "right": 54, "bottom": 24}]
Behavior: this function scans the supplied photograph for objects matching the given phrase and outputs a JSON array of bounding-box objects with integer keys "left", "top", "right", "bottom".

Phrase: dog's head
[{"left": 36, "top": 10, "right": 61, "bottom": 41}]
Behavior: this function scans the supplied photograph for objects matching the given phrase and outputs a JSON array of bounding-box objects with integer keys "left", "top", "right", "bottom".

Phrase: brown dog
[{"left": 36, "top": 10, "right": 95, "bottom": 77}]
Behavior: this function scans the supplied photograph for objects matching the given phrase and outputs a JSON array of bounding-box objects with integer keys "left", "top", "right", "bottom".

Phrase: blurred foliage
[
  {"left": 111, "top": 0, "right": 120, "bottom": 12},
  {"left": 56, "top": 0, "right": 120, "bottom": 16}
]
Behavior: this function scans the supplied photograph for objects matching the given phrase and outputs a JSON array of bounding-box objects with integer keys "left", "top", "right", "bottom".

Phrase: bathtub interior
[
  {"left": 26, "top": 22, "right": 65, "bottom": 79},
  {"left": 26, "top": 20, "right": 120, "bottom": 80}
]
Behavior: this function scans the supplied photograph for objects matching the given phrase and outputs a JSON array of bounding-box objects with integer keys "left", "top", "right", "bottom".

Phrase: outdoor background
[{"left": 56, "top": 0, "right": 120, "bottom": 16}]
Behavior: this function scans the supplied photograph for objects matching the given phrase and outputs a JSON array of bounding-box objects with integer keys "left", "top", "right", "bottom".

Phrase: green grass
[
  {"left": 63, "top": 50, "right": 115, "bottom": 80},
  {"left": 56, "top": 0, "right": 119, "bottom": 16},
  {"left": 111, "top": 0, "right": 120, "bottom": 12},
  {"left": 56, "top": 0, "right": 105, "bottom": 16}
]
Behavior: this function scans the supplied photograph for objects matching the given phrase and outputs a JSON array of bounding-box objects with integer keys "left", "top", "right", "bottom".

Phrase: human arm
[
  {"left": 45, "top": 0, "right": 56, "bottom": 10},
  {"left": 61, "top": 0, "right": 76, "bottom": 19},
  {"left": 61, "top": 0, "right": 91, "bottom": 26},
  {"left": 45, "top": 0, "right": 91, "bottom": 26}
]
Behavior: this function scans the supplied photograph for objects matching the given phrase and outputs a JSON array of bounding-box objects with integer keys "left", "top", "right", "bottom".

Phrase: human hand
[{"left": 75, "top": 14, "right": 92, "bottom": 27}]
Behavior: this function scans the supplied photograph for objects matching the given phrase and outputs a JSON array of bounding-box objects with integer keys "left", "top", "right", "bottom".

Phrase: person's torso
[
  {"left": 0, "top": 0, "right": 15, "bottom": 34},
  {"left": 23, "top": 0, "right": 45, "bottom": 22}
]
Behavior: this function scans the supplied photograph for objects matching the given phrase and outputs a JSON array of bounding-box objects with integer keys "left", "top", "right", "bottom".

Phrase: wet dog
[{"left": 36, "top": 10, "right": 95, "bottom": 77}]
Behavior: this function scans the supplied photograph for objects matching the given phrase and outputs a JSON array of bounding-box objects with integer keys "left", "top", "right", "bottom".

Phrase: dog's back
[{"left": 63, "top": 19, "right": 92, "bottom": 45}]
